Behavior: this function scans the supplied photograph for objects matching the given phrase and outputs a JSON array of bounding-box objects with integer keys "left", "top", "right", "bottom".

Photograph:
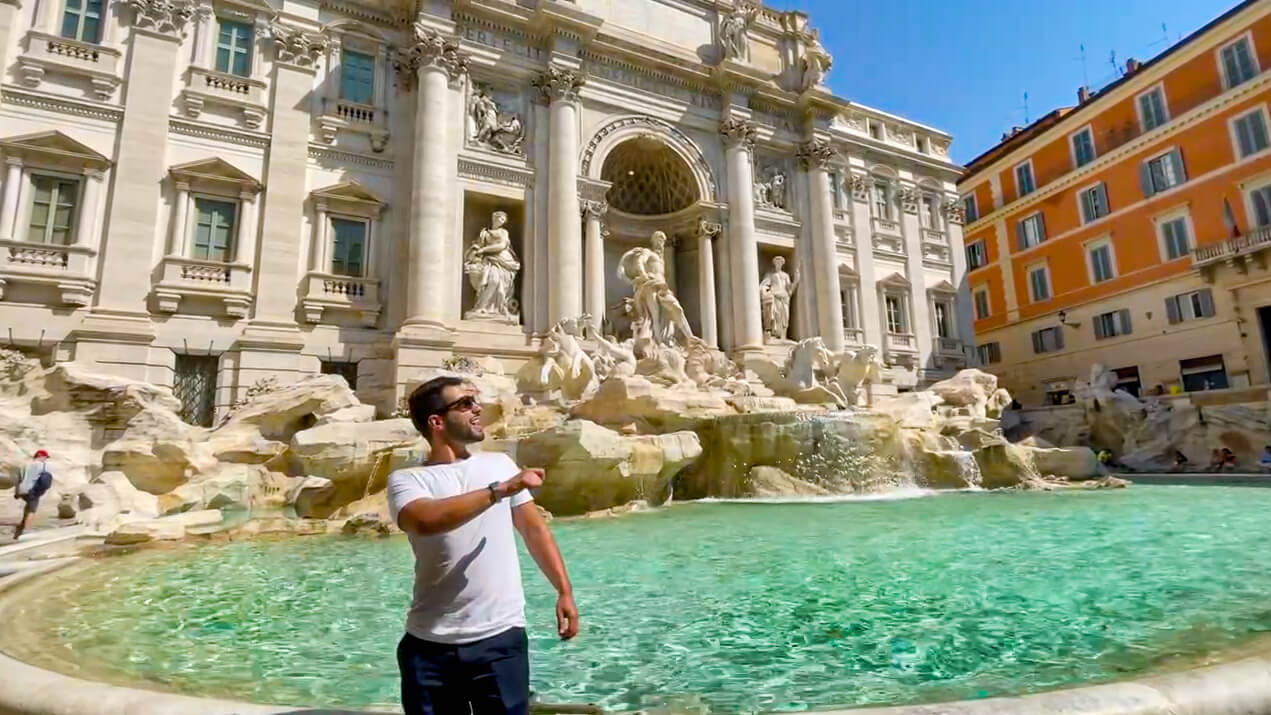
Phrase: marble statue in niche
[
  {"left": 759, "top": 255, "right": 800, "bottom": 342},
  {"left": 616, "top": 230, "right": 693, "bottom": 347},
  {"left": 801, "top": 30, "right": 832, "bottom": 90},
  {"left": 754, "top": 165, "right": 789, "bottom": 210},
  {"left": 464, "top": 211, "right": 521, "bottom": 321},
  {"left": 719, "top": 1, "right": 759, "bottom": 62},
  {"left": 466, "top": 84, "right": 525, "bottom": 155}
]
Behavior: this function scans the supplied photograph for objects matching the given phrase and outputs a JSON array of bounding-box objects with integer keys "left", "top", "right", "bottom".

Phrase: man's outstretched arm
[
  {"left": 395, "top": 470, "right": 541, "bottom": 536},
  {"left": 512, "top": 502, "right": 579, "bottom": 639}
]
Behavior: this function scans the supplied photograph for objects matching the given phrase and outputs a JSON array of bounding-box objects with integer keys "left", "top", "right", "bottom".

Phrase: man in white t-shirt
[{"left": 388, "top": 376, "right": 578, "bottom": 715}]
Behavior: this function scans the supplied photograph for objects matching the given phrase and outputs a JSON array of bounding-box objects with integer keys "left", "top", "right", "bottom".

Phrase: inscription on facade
[
  {"left": 587, "top": 60, "right": 722, "bottom": 111},
  {"left": 460, "top": 26, "right": 544, "bottom": 61}
]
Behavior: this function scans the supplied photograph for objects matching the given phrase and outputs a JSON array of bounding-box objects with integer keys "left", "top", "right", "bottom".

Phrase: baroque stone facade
[{"left": 0, "top": 0, "right": 967, "bottom": 419}]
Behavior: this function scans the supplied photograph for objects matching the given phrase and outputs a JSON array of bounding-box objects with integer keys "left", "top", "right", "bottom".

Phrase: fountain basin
[{"left": 6, "top": 487, "right": 1271, "bottom": 713}]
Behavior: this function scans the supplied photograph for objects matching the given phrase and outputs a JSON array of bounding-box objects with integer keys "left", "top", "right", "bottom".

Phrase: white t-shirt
[{"left": 386, "top": 452, "right": 534, "bottom": 644}]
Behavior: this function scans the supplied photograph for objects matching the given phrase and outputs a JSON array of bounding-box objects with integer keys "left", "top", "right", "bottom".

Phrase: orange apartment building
[{"left": 959, "top": 0, "right": 1271, "bottom": 405}]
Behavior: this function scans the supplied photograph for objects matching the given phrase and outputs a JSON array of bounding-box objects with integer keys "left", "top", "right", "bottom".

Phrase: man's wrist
[{"left": 495, "top": 479, "right": 518, "bottom": 500}]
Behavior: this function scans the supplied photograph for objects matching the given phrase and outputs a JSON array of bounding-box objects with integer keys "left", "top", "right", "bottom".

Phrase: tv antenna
[
  {"left": 1108, "top": 49, "right": 1122, "bottom": 78},
  {"left": 1078, "top": 43, "right": 1089, "bottom": 89}
]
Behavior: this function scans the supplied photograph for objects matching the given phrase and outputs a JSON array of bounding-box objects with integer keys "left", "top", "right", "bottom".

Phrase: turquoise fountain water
[{"left": 14, "top": 486, "right": 1271, "bottom": 713}]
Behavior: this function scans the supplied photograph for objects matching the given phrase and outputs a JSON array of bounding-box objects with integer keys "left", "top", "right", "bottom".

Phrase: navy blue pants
[{"left": 397, "top": 627, "right": 530, "bottom": 715}]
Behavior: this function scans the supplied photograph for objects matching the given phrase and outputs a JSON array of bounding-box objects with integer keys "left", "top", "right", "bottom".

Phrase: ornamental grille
[
  {"left": 320, "top": 360, "right": 359, "bottom": 391},
  {"left": 173, "top": 354, "right": 219, "bottom": 427},
  {"left": 601, "top": 139, "right": 698, "bottom": 216}
]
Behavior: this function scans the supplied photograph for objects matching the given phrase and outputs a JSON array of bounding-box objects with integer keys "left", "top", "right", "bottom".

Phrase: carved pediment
[
  {"left": 310, "top": 180, "right": 385, "bottom": 218},
  {"left": 0, "top": 131, "right": 111, "bottom": 169},
  {"left": 169, "top": 157, "right": 262, "bottom": 194},
  {"left": 878, "top": 272, "right": 911, "bottom": 290},
  {"left": 927, "top": 280, "right": 957, "bottom": 296}
]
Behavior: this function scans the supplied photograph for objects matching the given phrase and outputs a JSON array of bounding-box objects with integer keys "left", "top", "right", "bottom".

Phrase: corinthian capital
[
  {"left": 580, "top": 200, "right": 609, "bottom": 220},
  {"left": 532, "top": 65, "right": 585, "bottom": 104},
  {"left": 796, "top": 138, "right": 837, "bottom": 169},
  {"left": 719, "top": 118, "right": 756, "bottom": 150},
  {"left": 269, "top": 22, "right": 327, "bottom": 68},
  {"left": 126, "top": 0, "right": 195, "bottom": 38},
  {"left": 394, "top": 25, "right": 468, "bottom": 89}
]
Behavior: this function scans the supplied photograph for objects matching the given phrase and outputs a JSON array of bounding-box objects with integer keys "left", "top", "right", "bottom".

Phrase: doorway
[{"left": 1259, "top": 306, "right": 1271, "bottom": 384}]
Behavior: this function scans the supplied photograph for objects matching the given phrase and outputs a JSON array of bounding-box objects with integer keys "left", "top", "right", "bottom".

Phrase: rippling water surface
[{"left": 15, "top": 487, "right": 1271, "bottom": 713}]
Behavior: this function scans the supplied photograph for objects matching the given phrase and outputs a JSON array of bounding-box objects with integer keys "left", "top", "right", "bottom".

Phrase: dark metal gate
[
  {"left": 321, "top": 360, "right": 359, "bottom": 390},
  {"left": 174, "top": 354, "right": 219, "bottom": 427}
]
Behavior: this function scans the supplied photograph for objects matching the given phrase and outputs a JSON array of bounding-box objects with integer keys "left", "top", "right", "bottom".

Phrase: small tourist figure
[
  {"left": 1259, "top": 445, "right": 1271, "bottom": 473},
  {"left": 388, "top": 377, "right": 578, "bottom": 715},
  {"left": 1209, "top": 449, "right": 1225, "bottom": 472},
  {"left": 1172, "top": 450, "right": 1189, "bottom": 472},
  {"left": 1222, "top": 447, "right": 1238, "bottom": 472},
  {"left": 12, "top": 449, "right": 52, "bottom": 542}
]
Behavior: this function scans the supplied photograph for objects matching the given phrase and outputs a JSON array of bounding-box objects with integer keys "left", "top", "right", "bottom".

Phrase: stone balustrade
[
  {"left": 16, "top": 30, "right": 122, "bottom": 100},
  {"left": 153, "top": 256, "right": 253, "bottom": 318},
  {"left": 0, "top": 238, "right": 96, "bottom": 306},
  {"left": 180, "top": 67, "right": 268, "bottom": 128},
  {"left": 300, "top": 271, "right": 381, "bottom": 327}
]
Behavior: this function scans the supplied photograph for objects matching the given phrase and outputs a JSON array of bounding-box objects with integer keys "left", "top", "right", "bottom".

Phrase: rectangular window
[
  {"left": 1137, "top": 88, "right": 1169, "bottom": 131},
  {"left": 1233, "top": 109, "right": 1269, "bottom": 159},
  {"left": 1252, "top": 184, "right": 1271, "bottom": 227},
  {"left": 934, "top": 301, "right": 952, "bottom": 338},
  {"left": 1031, "top": 326, "right": 1064, "bottom": 354},
  {"left": 192, "top": 198, "right": 237, "bottom": 263},
  {"left": 1014, "top": 162, "right": 1035, "bottom": 196},
  {"left": 973, "top": 287, "right": 990, "bottom": 319},
  {"left": 215, "top": 20, "right": 253, "bottom": 77},
  {"left": 1079, "top": 183, "right": 1109, "bottom": 223},
  {"left": 977, "top": 342, "right": 1001, "bottom": 364},
  {"left": 1140, "top": 149, "right": 1186, "bottom": 196},
  {"left": 873, "top": 180, "right": 892, "bottom": 220},
  {"left": 329, "top": 217, "right": 367, "bottom": 277},
  {"left": 965, "top": 241, "right": 987, "bottom": 270},
  {"left": 60, "top": 0, "right": 103, "bottom": 43},
  {"left": 1071, "top": 128, "right": 1096, "bottom": 167},
  {"left": 1180, "top": 354, "right": 1229, "bottom": 392},
  {"left": 1028, "top": 265, "right": 1049, "bottom": 302},
  {"left": 840, "top": 287, "right": 857, "bottom": 329},
  {"left": 26, "top": 175, "right": 78, "bottom": 245},
  {"left": 1088, "top": 242, "right": 1115, "bottom": 283},
  {"left": 1221, "top": 37, "right": 1258, "bottom": 88},
  {"left": 962, "top": 194, "right": 978, "bottom": 223},
  {"left": 1093, "top": 308, "right": 1132, "bottom": 339},
  {"left": 885, "top": 295, "right": 906, "bottom": 334},
  {"left": 1165, "top": 288, "right": 1216, "bottom": 324},
  {"left": 829, "top": 172, "right": 842, "bottom": 210},
  {"left": 320, "top": 360, "right": 359, "bottom": 390},
  {"left": 1016, "top": 213, "right": 1046, "bottom": 249},
  {"left": 1161, "top": 217, "right": 1190, "bottom": 260},
  {"left": 1114, "top": 366, "right": 1142, "bottom": 398},
  {"left": 340, "top": 50, "right": 375, "bottom": 104},
  {"left": 173, "top": 354, "right": 219, "bottom": 427}
]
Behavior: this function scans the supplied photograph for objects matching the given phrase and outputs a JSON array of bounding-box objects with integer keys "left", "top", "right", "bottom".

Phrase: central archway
[{"left": 600, "top": 136, "right": 700, "bottom": 215}]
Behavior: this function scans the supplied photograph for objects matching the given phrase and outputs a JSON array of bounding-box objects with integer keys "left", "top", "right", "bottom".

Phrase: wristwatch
[{"left": 487, "top": 481, "right": 502, "bottom": 503}]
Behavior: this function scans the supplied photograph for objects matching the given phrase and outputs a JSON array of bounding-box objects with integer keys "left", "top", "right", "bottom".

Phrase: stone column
[
  {"left": 720, "top": 118, "right": 763, "bottom": 352},
  {"left": 534, "top": 65, "right": 586, "bottom": 325},
  {"left": 697, "top": 219, "right": 721, "bottom": 348},
  {"left": 234, "top": 191, "right": 257, "bottom": 264},
  {"left": 74, "top": 168, "right": 102, "bottom": 247},
  {"left": 395, "top": 28, "right": 467, "bottom": 333},
  {"left": 93, "top": 1, "right": 191, "bottom": 315},
  {"left": 170, "top": 182, "right": 189, "bottom": 255},
  {"left": 0, "top": 157, "right": 22, "bottom": 240},
  {"left": 847, "top": 172, "right": 883, "bottom": 347},
  {"left": 797, "top": 138, "right": 845, "bottom": 351},
  {"left": 898, "top": 182, "right": 933, "bottom": 371},
  {"left": 581, "top": 199, "right": 608, "bottom": 332},
  {"left": 192, "top": 5, "right": 213, "bottom": 68},
  {"left": 311, "top": 201, "right": 329, "bottom": 271}
]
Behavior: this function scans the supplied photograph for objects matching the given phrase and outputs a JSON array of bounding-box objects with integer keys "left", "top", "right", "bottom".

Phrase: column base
[
  {"left": 62, "top": 310, "right": 159, "bottom": 382},
  {"left": 235, "top": 320, "right": 305, "bottom": 352}
]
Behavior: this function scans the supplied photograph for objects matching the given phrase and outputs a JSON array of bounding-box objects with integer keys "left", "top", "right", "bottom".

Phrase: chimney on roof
[
  {"left": 1125, "top": 57, "right": 1142, "bottom": 74},
  {"left": 1000, "top": 126, "right": 1024, "bottom": 142},
  {"left": 1077, "top": 85, "right": 1092, "bottom": 104}
]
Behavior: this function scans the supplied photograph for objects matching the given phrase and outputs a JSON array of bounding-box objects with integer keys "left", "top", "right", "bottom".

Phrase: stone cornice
[
  {"left": 126, "top": 0, "right": 195, "bottom": 39},
  {"left": 269, "top": 22, "right": 327, "bottom": 70},
  {"left": 395, "top": 25, "right": 468, "bottom": 88},
  {"left": 532, "top": 64, "right": 585, "bottom": 104},
  {"left": 1, "top": 86, "right": 122, "bottom": 122},
  {"left": 170, "top": 118, "right": 269, "bottom": 149},
  {"left": 309, "top": 145, "right": 395, "bottom": 171},
  {"left": 457, "top": 156, "right": 534, "bottom": 187}
]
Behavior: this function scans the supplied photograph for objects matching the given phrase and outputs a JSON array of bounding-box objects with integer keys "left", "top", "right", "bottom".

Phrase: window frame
[
  {"left": 1084, "top": 237, "right": 1117, "bottom": 284},
  {"left": 1142, "top": 147, "right": 1187, "bottom": 195},
  {"left": 328, "top": 214, "right": 370, "bottom": 278},
  {"left": 1166, "top": 288, "right": 1216, "bottom": 324},
  {"left": 883, "top": 293, "right": 909, "bottom": 335},
  {"left": 976, "top": 342, "right": 1001, "bottom": 365},
  {"left": 965, "top": 239, "right": 988, "bottom": 271},
  {"left": 1092, "top": 308, "right": 1133, "bottom": 340},
  {"left": 1247, "top": 179, "right": 1271, "bottom": 228},
  {"left": 1229, "top": 105, "right": 1271, "bottom": 160},
  {"left": 961, "top": 193, "right": 978, "bottom": 223},
  {"left": 189, "top": 194, "right": 240, "bottom": 263},
  {"left": 1013, "top": 159, "right": 1036, "bottom": 198},
  {"left": 1016, "top": 211, "right": 1046, "bottom": 250},
  {"left": 23, "top": 171, "right": 82, "bottom": 245},
  {"left": 1068, "top": 125, "right": 1097, "bottom": 168},
  {"left": 214, "top": 18, "right": 254, "bottom": 77},
  {"left": 973, "top": 284, "right": 990, "bottom": 320},
  {"left": 872, "top": 179, "right": 894, "bottom": 221},
  {"left": 1217, "top": 32, "right": 1260, "bottom": 90},
  {"left": 1026, "top": 261, "right": 1051, "bottom": 303},
  {"left": 60, "top": 0, "right": 104, "bottom": 44},
  {"left": 1031, "top": 326, "right": 1064, "bottom": 354},
  {"left": 1153, "top": 206, "right": 1194, "bottom": 262},
  {"left": 339, "top": 48, "right": 377, "bottom": 105},
  {"left": 1135, "top": 84, "right": 1170, "bottom": 133},
  {"left": 1076, "top": 181, "right": 1110, "bottom": 224}
]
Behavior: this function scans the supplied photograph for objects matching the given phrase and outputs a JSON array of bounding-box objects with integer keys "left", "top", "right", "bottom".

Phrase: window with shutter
[
  {"left": 192, "top": 198, "right": 237, "bottom": 263},
  {"left": 340, "top": 50, "right": 376, "bottom": 104},
  {"left": 1166, "top": 296, "right": 1181, "bottom": 324},
  {"left": 1080, "top": 184, "right": 1109, "bottom": 223},
  {"left": 1031, "top": 331, "right": 1043, "bottom": 354},
  {"left": 1221, "top": 37, "right": 1258, "bottom": 88},
  {"left": 1028, "top": 266, "right": 1049, "bottom": 302},
  {"left": 973, "top": 288, "right": 990, "bottom": 319},
  {"left": 26, "top": 175, "right": 79, "bottom": 245},
  {"left": 1138, "top": 88, "right": 1169, "bottom": 131},
  {"left": 1161, "top": 217, "right": 1190, "bottom": 260},
  {"left": 1233, "top": 109, "right": 1269, "bottom": 158},
  {"left": 1014, "top": 163, "right": 1035, "bottom": 196},
  {"left": 1119, "top": 308, "right": 1132, "bottom": 335},
  {"left": 1071, "top": 128, "right": 1095, "bottom": 167},
  {"left": 1253, "top": 185, "right": 1271, "bottom": 227},
  {"left": 1197, "top": 288, "right": 1215, "bottom": 318},
  {"left": 962, "top": 195, "right": 978, "bottom": 222},
  {"left": 1089, "top": 243, "right": 1114, "bottom": 283}
]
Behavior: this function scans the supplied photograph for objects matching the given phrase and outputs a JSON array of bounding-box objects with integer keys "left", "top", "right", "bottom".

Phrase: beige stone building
[{"left": 0, "top": 0, "right": 965, "bottom": 424}]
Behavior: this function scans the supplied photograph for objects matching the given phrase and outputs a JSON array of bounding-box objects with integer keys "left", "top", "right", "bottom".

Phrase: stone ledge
[{"left": 3, "top": 558, "right": 1271, "bottom": 715}]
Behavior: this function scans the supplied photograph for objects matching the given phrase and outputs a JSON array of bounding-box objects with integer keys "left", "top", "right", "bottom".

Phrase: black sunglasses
[{"left": 432, "top": 395, "right": 478, "bottom": 417}]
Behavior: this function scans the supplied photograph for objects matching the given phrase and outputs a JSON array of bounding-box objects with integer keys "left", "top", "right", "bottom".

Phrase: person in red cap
[{"left": 12, "top": 449, "right": 52, "bottom": 541}]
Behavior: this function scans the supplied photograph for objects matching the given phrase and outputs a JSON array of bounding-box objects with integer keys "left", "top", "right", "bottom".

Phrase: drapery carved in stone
[
  {"left": 269, "top": 22, "right": 327, "bottom": 68},
  {"left": 795, "top": 138, "right": 837, "bottom": 169},
  {"left": 394, "top": 25, "right": 468, "bottom": 89},
  {"left": 718, "top": 118, "right": 756, "bottom": 150},
  {"left": 532, "top": 65, "right": 585, "bottom": 104},
  {"left": 126, "top": 0, "right": 195, "bottom": 38}
]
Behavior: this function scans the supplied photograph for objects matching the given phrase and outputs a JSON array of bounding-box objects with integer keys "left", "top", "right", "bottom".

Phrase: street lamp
[{"left": 1058, "top": 310, "right": 1081, "bottom": 328}]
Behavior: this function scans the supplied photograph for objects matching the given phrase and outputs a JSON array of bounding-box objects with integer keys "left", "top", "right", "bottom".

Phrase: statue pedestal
[{"left": 463, "top": 310, "right": 521, "bottom": 326}]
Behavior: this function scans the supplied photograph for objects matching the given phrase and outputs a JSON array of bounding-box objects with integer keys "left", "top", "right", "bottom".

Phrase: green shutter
[
  {"left": 330, "top": 218, "right": 366, "bottom": 277},
  {"left": 1165, "top": 296, "right": 1181, "bottom": 324},
  {"left": 193, "top": 199, "right": 236, "bottom": 262},
  {"left": 1198, "top": 289, "right": 1215, "bottom": 318},
  {"left": 1139, "top": 161, "right": 1156, "bottom": 197},
  {"left": 1119, "top": 309, "right": 1132, "bottom": 335}
]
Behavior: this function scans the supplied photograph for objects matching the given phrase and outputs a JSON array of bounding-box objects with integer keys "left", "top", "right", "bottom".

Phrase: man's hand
[
  {"left": 499, "top": 468, "right": 544, "bottom": 498},
  {"left": 556, "top": 592, "right": 579, "bottom": 640}
]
